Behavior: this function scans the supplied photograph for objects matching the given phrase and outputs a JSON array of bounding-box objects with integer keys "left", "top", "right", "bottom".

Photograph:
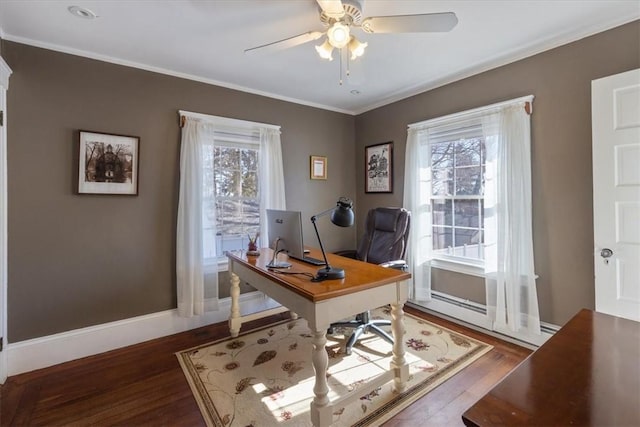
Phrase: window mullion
[{"left": 452, "top": 147, "right": 456, "bottom": 254}]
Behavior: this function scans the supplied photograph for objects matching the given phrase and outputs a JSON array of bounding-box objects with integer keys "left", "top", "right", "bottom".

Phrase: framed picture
[
  {"left": 365, "top": 142, "right": 393, "bottom": 193},
  {"left": 310, "top": 155, "right": 327, "bottom": 180},
  {"left": 78, "top": 130, "right": 140, "bottom": 195}
]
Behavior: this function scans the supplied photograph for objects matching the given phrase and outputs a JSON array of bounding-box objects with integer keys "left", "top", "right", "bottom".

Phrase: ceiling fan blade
[
  {"left": 245, "top": 31, "right": 324, "bottom": 55},
  {"left": 361, "top": 12, "right": 458, "bottom": 34},
  {"left": 316, "top": 0, "right": 345, "bottom": 19}
]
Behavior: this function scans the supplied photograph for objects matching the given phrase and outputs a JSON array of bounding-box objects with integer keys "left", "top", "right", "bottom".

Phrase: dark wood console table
[{"left": 462, "top": 309, "right": 640, "bottom": 426}]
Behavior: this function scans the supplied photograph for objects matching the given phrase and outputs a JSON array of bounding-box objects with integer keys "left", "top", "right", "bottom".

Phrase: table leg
[
  {"left": 390, "top": 302, "right": 409, "bottom": 393},
  {"left": 309, "top": 329, "right": 332, "bottom": 426},
  {"left": 228, "top": 271, "right": 241, "bottom": 338}
]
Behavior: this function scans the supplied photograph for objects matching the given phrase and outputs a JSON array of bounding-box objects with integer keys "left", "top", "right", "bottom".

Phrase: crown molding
[
  {"left": 352, "top": 15, "right": 640, "bottom": 114},
  {"left": 1, "top": 34, "right": 356, "bottom": 115},
  {"left": 2, "top": 14, "right": 638, "bottom": 116}
]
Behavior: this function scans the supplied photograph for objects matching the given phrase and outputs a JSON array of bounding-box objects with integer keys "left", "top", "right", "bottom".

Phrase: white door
[{"left": 592, "top": 68, "right": 640, "bottom": 322}]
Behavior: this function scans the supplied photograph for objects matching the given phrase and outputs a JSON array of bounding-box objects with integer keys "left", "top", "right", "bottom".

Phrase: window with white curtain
[
  {"left": 404, "top": 95, "right": 541, "bottom": 339},
  {"left": 203, "top": 131, "right": 261, "bottom": 261},
  {"left": 176, "top": 111, "right": 286, "bottom": 317}
]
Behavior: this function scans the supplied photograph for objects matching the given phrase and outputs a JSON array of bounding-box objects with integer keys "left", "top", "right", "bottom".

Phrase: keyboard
[{"left": 290, "top": 255, "right": 326, "bottom": 266}]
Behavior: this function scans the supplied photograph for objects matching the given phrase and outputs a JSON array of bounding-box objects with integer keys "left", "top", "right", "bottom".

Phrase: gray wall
[
  {"left": 354, "top": 21, "right": 640, "bottom": 326},
  {"left": 4, "top": 41, "right": 356, "bottom": 342}
]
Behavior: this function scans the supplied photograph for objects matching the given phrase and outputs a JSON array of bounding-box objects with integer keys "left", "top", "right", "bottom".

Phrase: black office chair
[{"left": 329, "top": 207, "right": 410, "bottom": 355}]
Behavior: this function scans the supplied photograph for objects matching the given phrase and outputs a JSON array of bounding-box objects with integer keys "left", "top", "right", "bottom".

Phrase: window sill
[
  {"left": 430, "top": 259, "right": 540, "bottom": 281},
  {"left": 204, "top": 258, "right": 229, "bottom": 274},
  {"left": 430, "top": 258, "right": 485, "bottom": 278}
]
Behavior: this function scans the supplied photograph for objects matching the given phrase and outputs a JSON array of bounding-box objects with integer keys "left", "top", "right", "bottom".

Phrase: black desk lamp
[{"left": 311, "top": 197, "right": 354, "bottom": 281}]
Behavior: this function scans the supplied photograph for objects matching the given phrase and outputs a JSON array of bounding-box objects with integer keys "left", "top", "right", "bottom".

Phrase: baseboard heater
[
  {"left": 425, "top": 291, "right": 559, "bottom": 336},
  {"left": 430, "top": 291, "right": 486, "bottom": 314}
]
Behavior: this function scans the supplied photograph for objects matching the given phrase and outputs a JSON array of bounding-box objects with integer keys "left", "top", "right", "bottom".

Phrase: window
[
  {"left": 404, "top": 96, "right": 539, "bottom": 338},
  {"left": 202, "top": 132, "right": 261, "bottom": 260},
  {"left": 429, "top": 122, "right": 485, "bottom": 265},
  {"left": 177, "top": 111, "right": 285, "bottom": 316}
]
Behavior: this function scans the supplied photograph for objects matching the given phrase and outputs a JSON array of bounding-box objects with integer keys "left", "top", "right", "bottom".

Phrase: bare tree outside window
[
  {"left": 203, "top": 144, "right": 260, "bottom": 258},
  {"left": 431, "top": 137, "right": 485, "bottom": 261}
]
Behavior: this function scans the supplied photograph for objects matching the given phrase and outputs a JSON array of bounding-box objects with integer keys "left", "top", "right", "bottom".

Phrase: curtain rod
[
  {"left": 178, "top": 110, "right": 281, "bottom": 131},
  {"left": 408, "top": 95, "right": 534, "bottom": 130}
]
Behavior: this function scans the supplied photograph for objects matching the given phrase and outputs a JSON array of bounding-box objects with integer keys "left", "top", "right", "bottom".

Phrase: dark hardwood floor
[{"left": 1, "top": 307, "right": 531, "bottom": 426}]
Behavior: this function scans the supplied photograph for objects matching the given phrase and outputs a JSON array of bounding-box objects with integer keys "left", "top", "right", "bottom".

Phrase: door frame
[{"left": 0, "top": 56, "right": 12, "bottom": 384}]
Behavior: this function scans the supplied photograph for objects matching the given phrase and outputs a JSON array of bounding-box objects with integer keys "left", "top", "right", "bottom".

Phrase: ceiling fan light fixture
[
  {"left": 348, "top": 36, "right": 367, "bottom": 60},
  {"left": 327, "top": 22, "right": 350, "bottom": 48},
  {"left": 315, "top": 39, "right": 335, "bottom": 61}
]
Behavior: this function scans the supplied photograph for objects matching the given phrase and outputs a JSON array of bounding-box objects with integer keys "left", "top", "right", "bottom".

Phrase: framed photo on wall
[
  {"left": 365, "top": 142, "right": 393, "bottom": 193},
  {"left": 77, "top": 130, "right": 140, "bottom": 195},
  {"left": 310, "top": 155, "right": 327, "bottom": 180}
]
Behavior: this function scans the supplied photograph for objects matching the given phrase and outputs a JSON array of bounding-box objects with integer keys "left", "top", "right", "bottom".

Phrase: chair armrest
[
  {"left": 379, "top": 260, "right": 408, "bottom": 271},
  {"left": 334, "top": 249, "right": 357, "bottom": 259}
]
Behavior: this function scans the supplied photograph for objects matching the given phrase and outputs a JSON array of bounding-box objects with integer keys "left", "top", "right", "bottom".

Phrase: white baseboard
[
  {"left": 6, "top": 292, "right": 281, "bottom": 377},
  {"left": 408, "top": 298, "right": 557, "bottom": 348}
]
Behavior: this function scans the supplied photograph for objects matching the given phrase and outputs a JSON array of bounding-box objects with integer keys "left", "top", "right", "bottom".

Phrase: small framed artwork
[
  {"left": 310, "top": 155, "right": 327, "bottom": 180},
  {"left": 78, "top": 130, "right": 140, "bottom": 195},
  {"left": 365, "top": 142, "right": 393, "bottom": 193}
]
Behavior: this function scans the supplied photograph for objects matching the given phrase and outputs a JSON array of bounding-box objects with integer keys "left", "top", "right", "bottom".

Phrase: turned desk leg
[
  {"left": 228, "top": 271, "right": 241, "bottom": 338},
  {"left": 390, "top": 302, "right": 409, "bottom": 392},
  {"left": 309, "top": 329, "right": 332, "bottom": 426}
]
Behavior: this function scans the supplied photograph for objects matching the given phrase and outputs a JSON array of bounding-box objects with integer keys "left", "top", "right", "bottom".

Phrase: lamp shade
[
  {"left": 327, "top": 22, "right": 350, "bottom": 48},
  {"left": 330, "top": 197, "right": 354, "bottom": 227},
  {"left": 315, "top": 38, "right": 335, "bottom": 61},
  {"left": 311, "top": 196, "right": 354, "bottom": 281},
  {"left": 348, "top": 36, "right": 367, "bottom": 60}
]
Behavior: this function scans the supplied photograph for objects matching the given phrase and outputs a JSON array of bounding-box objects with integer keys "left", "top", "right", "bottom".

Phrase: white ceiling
[{"left": 0, "top": 0, "right": 638, "bottom": 114}]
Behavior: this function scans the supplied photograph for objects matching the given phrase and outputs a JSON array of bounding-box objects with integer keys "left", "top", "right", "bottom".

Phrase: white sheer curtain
[
  {"left": 403, "top": 127, "right": 433, "bottom": 301},
  {"left": 177, "top": 112, "right": 285, "bottom": 318},
  {"left": 259, "top": 128, "right": 287, "bottom": 245},
  {"left": 176, "top": 117, "right": 210, "bottom": 317},
  {"left": 483, "top": 103, "right": 541, "bottom": 335},
  {"left": 405, "top": 96, "right": 540, "bottom": 338}
]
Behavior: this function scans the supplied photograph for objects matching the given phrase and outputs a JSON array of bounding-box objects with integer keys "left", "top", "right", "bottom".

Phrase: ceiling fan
[{"left": 245, "top": 0, "right": 458, "bottom": 62}]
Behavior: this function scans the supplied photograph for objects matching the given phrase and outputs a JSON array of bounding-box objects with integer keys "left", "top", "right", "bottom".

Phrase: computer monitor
[{"left": 265, "top": 209, "right": 305, "bottom": 259}]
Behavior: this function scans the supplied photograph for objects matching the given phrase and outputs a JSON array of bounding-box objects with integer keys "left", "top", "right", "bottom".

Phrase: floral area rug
[{"left": 177, "top": 307, "right": 492, "bottom": 427}]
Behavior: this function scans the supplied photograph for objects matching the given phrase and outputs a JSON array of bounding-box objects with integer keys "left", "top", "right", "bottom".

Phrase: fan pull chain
[
  {"left": 346, "top": 49, "right": 351, "bottom": 77},
  {"left": 339, "top": 48, "right": 343, "bottom": 85}
]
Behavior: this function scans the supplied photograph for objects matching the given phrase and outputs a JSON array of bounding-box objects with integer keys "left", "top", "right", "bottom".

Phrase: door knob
[
  {"left": 600, "top": 248, "right": 614, "bottom": 264},
  {"left": 600, "top": 248, "right": 613, "bottom": 258}
]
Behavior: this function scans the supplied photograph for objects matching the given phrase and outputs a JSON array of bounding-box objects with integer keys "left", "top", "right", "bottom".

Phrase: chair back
[{"left": 356, "top": 207, "right": 410, "bottom": 265}]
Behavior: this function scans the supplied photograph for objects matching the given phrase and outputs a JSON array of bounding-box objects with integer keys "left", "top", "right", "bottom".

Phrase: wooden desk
[
  {"left": 462, "top": 309, "right": 640, "bottom": 426},
  {"left": 226, "top": 248, "right": 411, "bottom": 427}
]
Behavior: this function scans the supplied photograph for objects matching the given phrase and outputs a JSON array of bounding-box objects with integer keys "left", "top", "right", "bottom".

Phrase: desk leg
[
  {"left": 390, "top": 302, "right": 409, "bottom": 393},
  {"left": 228, "top": 271, "right": 241, "bottom": 338},
  {"left": 309, "top": 329, "right": 332, "bottom": 427}
]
